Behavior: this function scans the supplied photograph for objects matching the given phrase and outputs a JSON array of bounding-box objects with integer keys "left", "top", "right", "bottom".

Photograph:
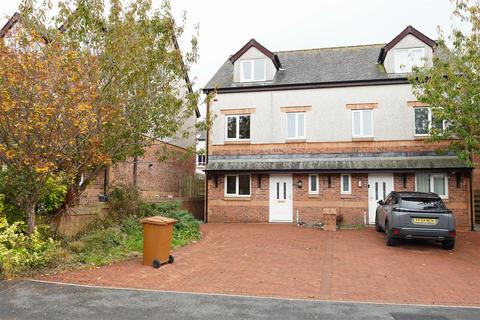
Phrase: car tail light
[
  {"left": 449, "top": 231, "right": 456, "bottom": 237},
  {"left": 392, "top": 228, "right": 399, "bottom": 235}
]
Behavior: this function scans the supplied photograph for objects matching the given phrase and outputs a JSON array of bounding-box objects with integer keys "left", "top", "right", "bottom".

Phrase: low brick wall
[
  {"left": 56, "top": 197, "right": 204, "bottom": 236},
  {"left": 55, "top": 204, "right": 109, "bottom": 236}
]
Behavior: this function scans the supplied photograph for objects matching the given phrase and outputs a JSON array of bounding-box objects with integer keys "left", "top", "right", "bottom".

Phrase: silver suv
[{"left": 375, "top": 192, "right": 456, "bottom": 250}]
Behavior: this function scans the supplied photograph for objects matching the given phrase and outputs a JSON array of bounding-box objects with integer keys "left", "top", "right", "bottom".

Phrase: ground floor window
[
  {"left": 340, "top": 174, "right": 351, "bottom": 194},
  {"left": 309, "top": 174, "right": 319, "bottom": 194},
  {"left": 415, "top": 173, "right": 448, "bottom": 198},
  {"left": 225, "top": 174, "right": 251, "bottom": 197}
]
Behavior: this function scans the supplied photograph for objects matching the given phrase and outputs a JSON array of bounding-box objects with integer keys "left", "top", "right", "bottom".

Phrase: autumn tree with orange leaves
[
  {"left": 0, "top": 0, "right": 200, "bottom": 234},
  {"left": 0, "top": 24, "right": 111, "bottom": 234}
]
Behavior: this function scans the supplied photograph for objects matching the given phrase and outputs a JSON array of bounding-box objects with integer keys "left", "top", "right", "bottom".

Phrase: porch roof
[{"left": 205, "top": 153, "right": 469, "bottom": 173}]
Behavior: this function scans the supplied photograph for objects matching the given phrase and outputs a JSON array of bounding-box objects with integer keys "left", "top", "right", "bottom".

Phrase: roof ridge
[{"left": 275, "top": 43, "right": 386, "bottom": 54}]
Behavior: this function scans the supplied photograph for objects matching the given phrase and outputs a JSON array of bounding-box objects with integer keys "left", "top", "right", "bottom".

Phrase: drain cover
[{"left": 391, "top": 313, "right": 449, "bottom": 320}]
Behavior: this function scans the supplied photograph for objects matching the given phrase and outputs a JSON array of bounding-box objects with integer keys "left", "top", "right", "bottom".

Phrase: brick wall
[
  {"left": 207, "top": 172, "right": 472, "bottom": 230},
  {"left": 292, "top": 173, "right": 368, "bottom": 226},
  {"left": 210, "top": 140, "right": 452, "bottom": 157},
  {"left": 207, "top": 174, "right": 269, "bottom": 222},
  {"left": 81, "top": 142, "right": 195, "bottom": 206}
]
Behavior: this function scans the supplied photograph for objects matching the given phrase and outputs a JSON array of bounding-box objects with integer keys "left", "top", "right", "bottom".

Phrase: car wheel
[
  {"left": 385, "top": 222, "right": 397, "bottom": 247},
  {"left": 442, "top": 239, "right": 455, "bottom": 250},
  {"left": 375, "top": 213, "right": 383, "bottom": 232}
]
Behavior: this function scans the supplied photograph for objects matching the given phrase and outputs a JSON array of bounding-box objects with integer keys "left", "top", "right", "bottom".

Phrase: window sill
[
  {"left": 223, "top": 196, "right": 252, "bottom": 201},
  {"left": 340, "top": 194, "right": 353, "bottom": 199},
  {"left": 414, "top": 135, "right": 430, "bottom": 140},
  {"left": 352, "top": 137, "right": 374, "bottom": 142},
  {"left": 308, "top": 194, "right": 320, "bottom": 198},
  {"left": 224, "top": 140, "right": 251, "bottom": 145},
  {"left": 285, "top": 139, "right": 306, "bottom": 143}
]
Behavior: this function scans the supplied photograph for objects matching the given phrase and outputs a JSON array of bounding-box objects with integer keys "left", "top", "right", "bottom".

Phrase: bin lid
[{"left": 140, "top": 216, "right": 177, "bottom": 225}]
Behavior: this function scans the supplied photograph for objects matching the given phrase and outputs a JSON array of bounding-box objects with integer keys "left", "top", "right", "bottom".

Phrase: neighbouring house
[
  {"left": 0, "top": 12, "right": 201, "bottom": 233},
  {"left": 196, "top": 131, "right": 207, "bottom": 175},
  {"left": 202, "top": 26, "right": 477, "bottom": 230}
]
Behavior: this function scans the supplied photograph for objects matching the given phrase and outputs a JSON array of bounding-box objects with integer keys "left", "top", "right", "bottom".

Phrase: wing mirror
[{"left": 377, "top": 200, "right": 385, "bottom": 205}]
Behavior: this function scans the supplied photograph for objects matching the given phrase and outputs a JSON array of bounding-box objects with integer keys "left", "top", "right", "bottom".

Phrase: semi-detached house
[{"left": 202, "top": 26, "right": 476, "bottom": 230}]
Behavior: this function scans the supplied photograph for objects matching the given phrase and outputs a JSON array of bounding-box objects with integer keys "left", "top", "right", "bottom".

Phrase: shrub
[
  {"left": 139, "top": 202, "right": 201, "bottom": 248},
  {"left": 36, "top": 177, "right": 68, "bottom": 216},
  {"left": 108, "top": 185, "right": 144, "bottom": 219},
  {"left": 0, "top": 217, "right": 63, "bottom": 279}
]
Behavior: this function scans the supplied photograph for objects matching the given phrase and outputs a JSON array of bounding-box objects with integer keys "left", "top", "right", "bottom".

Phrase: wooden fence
[{"left": 180, "top": 176, "right": 205, "bottom": 198}]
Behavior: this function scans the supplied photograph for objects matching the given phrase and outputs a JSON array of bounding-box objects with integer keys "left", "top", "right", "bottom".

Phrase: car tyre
[
  {"left": 442, "top": 239, "right": 455, "bottom": 250},
  {"left": 375, "top": 214, "right": 383, "bottom": 232},
  {"left": 385, "top": 222, "right": 397, "bottom": 247}
]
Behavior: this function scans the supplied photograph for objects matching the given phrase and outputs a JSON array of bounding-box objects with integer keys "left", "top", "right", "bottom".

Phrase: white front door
[
  {"left": 368, "top": 174, "right": 394, "bottom": 224},
  {"left": 269, "top": 174, "right": 293, "bottom": 222}
]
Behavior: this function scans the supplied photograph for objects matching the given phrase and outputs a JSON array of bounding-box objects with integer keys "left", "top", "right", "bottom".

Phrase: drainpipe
[
  {"left": 469, "top": 169, "right": 475, "bottom": 231},
  {"left": 204, "top": 99, "right": 210, "bottom": 223}
]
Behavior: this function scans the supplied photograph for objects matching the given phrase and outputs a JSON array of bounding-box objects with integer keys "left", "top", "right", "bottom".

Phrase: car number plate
[{"left": 412, "top": 218, "right": 438, "bottom": 225}]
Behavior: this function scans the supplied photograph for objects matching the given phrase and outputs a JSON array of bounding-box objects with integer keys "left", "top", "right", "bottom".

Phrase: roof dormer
[
  {"left": 230, "top": 39, "right": 281, "bottom": 83},
  {"left": 378, "top": 26, "right": 436, "bottom": 74}
]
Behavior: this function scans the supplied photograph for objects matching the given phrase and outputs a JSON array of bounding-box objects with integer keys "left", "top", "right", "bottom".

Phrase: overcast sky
[{"left": 0, "top": 0, "right": 463, "bottom": 116}]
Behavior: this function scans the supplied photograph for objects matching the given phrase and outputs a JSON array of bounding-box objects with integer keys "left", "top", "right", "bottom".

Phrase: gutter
[{"left": 202, "top": 78, "right": 410, "bottom": 94}]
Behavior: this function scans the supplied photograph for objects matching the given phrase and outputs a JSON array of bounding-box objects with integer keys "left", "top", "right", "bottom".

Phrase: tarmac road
[{"left": 0, "top": 280, "right": 479, "bottom": 320}]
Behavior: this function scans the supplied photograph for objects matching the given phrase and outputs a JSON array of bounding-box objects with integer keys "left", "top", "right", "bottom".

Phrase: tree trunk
[
  {"left": 133, "top": 156, "right": 138, "bottom": 188},
  {"left": 27, "top": 202, "right": 36, "bottom": 235}
]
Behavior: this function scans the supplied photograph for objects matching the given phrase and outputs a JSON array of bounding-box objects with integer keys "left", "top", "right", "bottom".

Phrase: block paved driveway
[{"left": 39, "top": 224, "right": 480, "bottom": 306}]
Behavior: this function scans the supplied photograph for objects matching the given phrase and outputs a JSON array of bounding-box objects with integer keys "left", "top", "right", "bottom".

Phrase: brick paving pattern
[{"left": 39, "top": 224, "right": 480, "bottom": 306}]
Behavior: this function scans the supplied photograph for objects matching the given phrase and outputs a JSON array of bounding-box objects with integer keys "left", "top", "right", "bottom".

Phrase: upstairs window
[
  {"left": 286, "top": 113, "right": 305, "bottom": 139},
  {"left": 196, "top": 154, "right": 206, "bottom": 166},
  {"left": 226, "top": 115, "right": 251, "bottom": 140},
  {"left": 394, "top": 47, "right": 425, "bottom": 73},
  {"left": 240, "top": 59, "right": 266, "bottom": 82},
  {"left": 414, "top": 107, "right": 445, "bottom": 136},
  {"left": 352, "top": 110, "right": 373, "bottom": 138}
]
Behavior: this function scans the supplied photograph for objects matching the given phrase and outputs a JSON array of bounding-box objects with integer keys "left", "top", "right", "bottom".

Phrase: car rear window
[{"left": 400, "top": 197, "right": 446, "bottom": 210}]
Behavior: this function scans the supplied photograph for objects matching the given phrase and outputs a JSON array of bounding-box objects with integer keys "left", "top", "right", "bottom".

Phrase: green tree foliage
[{"left": 410, "top": 0, "right": 480, "bottom": 166}]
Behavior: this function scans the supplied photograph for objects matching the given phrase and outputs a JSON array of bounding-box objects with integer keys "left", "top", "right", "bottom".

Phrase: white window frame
[
  {"left": 197, "top": 154, "right": 206, "bottom": 166},
  {"left": 414, "top": 107, "right": 446, "bottom": 137},
  {"left": 340, "top": 174, "right": 352, "bottom": 195},
  {"left": 286, "top": 112, "right": 306, "bottom": 139},
  {"left": 308, "top": 174, "right": 319, "bottom": 195},
  {"left": 224, "top": 174, "right": 251, "bottom": 197},
  {"left": 240, "top": 59, "right": 266, "bottom": 82},
  {"left": 352, "top": 109, "right": 373, "bottom": 138},
  {"left": 394, "top": 47, "right": 426, "bottom": 73},
  {"left": 414, "top": 173, "right": 449, "bottom": 199},
  {"left": 225, "top": 114, "right": 251, "bottom": 141}
]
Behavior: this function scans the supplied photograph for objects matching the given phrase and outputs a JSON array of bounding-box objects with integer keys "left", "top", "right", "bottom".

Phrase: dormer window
[
  {"left": 394, "top": 47, "right": 425, "bottom": 73},
  {"left": 240, "top": 59, "right": 266, "bottom": 82}
]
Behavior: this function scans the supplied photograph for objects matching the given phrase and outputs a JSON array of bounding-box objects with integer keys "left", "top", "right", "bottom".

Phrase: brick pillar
[{"left": 323, "top": 208, "right": 337, "bottom": 232}]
